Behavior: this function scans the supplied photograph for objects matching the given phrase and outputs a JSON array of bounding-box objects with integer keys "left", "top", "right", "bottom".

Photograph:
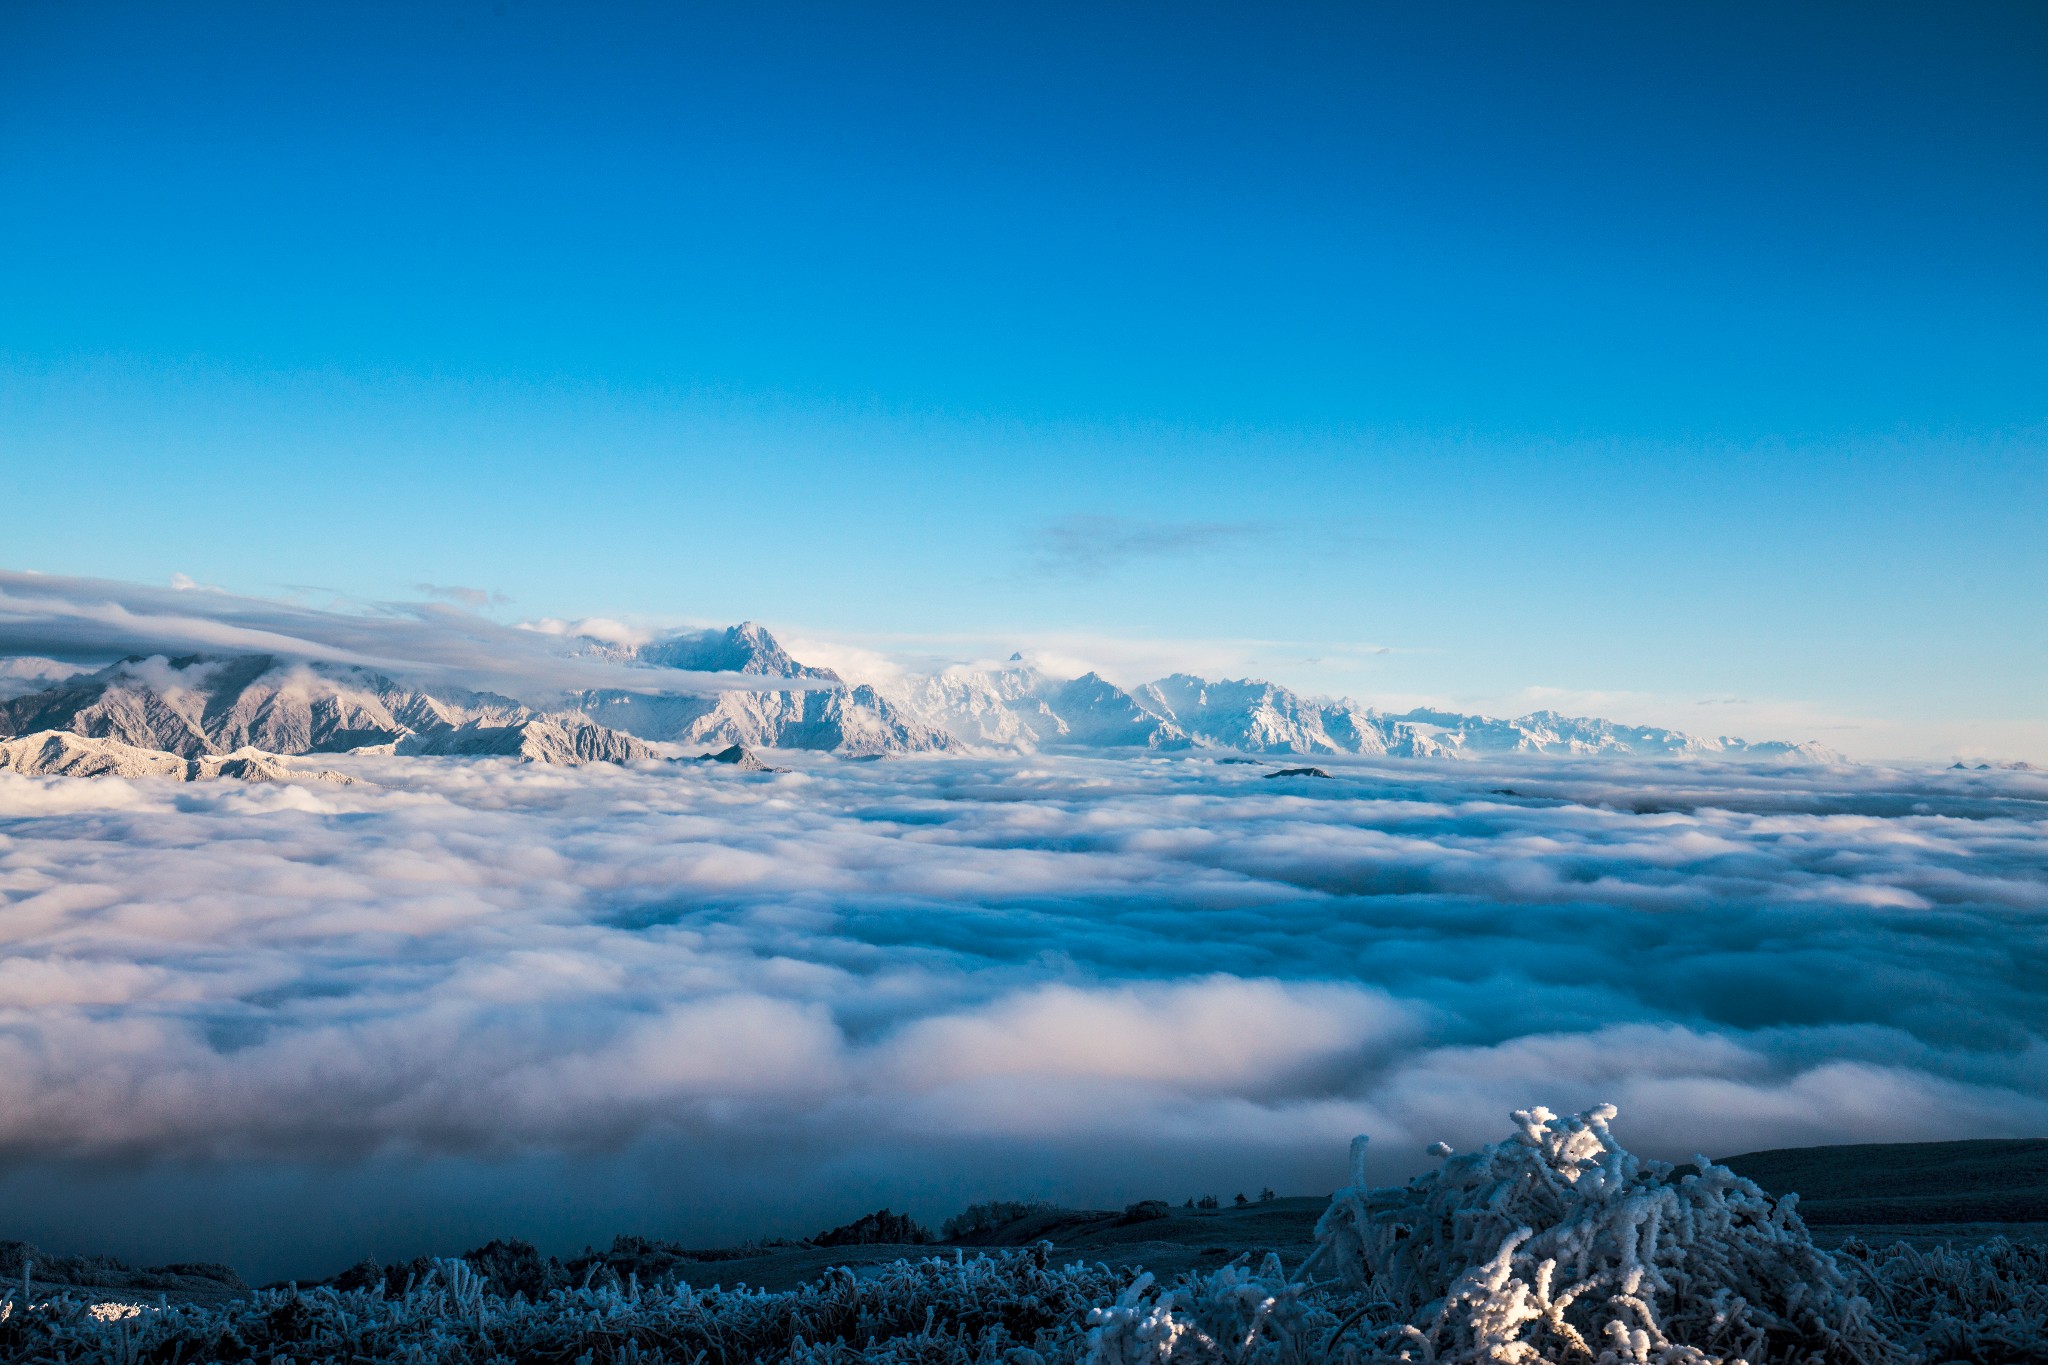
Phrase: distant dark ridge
[
  {"left": 0, "top": 1239, "right": 245, "bottom": 1296},
  {"left": 1719, "top": 1137, "right": 2048, "bottom": 1225},
  {"left": 813, "top": 1209, "right": 933, "bottom": 1248}
]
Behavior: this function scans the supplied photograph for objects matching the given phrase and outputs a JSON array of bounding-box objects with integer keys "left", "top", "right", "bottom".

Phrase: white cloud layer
[{"left": 0, "top": 752, "right": 2043, "bottom": 1276}]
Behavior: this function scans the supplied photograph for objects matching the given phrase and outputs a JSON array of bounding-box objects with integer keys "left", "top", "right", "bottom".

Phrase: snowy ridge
[
  {"left": 0, "top": 624, "right": 1841, "bottom": 765},
  {"left": 878, "top": 655, "right": 1840, "bottom": 762},
  {"left": 635, "top": 621, "right": 841, "bottom": 681},
  {"left": 573, "top": 682, "right": 951, "bottom": 757},
  {"left": 567, "top": 622, "right": 952, "bottom": 755},
  {"left": 557, "top": 622, "right": 946, "bottom": 753},
  {"left": 0, "top": 654, "right": 531, "bottom": 759},
  {"left": 0, "top": 730, "right": 351, "bottom": 783},
  {"left": 395, "top": 714, "right": 660, "bottom": 766}
]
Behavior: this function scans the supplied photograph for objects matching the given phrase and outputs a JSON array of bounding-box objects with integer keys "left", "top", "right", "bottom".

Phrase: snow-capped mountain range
[
  {"left": 0, "top": 653, "right": 653, "bottom": 770},
  {"left": 886, "top": 656, "right": 1833, "bottom": 761},
  {"left": 0, "top": 622, "right": 1839, "bottom": 774}
]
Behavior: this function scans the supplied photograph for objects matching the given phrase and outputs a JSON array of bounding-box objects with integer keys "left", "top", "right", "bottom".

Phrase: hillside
[{"left": 1720, "top": 1137, "right": 2048, "bottom": 1224}]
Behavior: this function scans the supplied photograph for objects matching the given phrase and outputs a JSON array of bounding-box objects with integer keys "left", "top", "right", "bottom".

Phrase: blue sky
[{"left": 2, "top": 1, "right": 2042, "bottom": 758}]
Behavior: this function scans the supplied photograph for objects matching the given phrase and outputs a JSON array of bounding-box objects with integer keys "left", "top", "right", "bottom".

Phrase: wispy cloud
[
  {"left": 413, "top": 582, "right": 512, "bottom": 609},
  {"left": 1026, "top": 515, "right": 1267, "bottom": 577}
]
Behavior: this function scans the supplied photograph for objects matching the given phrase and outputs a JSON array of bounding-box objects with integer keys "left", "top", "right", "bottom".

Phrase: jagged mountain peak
[
  {"left": 632, "top": 622, "right": 841, "bottom": 683},
  {"left": 1047, "top": 673, "right": 1191, "bottom": 749},
  {"left": 572, "top": 626, "right": 950, "bottom": 756}
]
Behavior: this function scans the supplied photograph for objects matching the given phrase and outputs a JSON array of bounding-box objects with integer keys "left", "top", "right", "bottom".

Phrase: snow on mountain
[
  {"left": 1048, "top": 672, "right": 1192, "bottom": 748},
  {"left": 0, "top": 729, "right": 351, "bottom": 783},
  {"left": 874, "top": 656, "right": 1839, "bottom": 763},
  {"left": 884, "top": 662, "right": 1427, "bottom": 756},
  {"left": 0, "top": 655, "right": 660, "bottom": 769},
  {"left": 886, "top": 656, "right": 1071, "bottom": 748},
  {"left": 1390, "top": 707, "right": 1842, "bottom": 762},
  {"left": 570, "top": 623, "right": 951, "bottom": 755},
  {"left": 632, "top": 622, "right": 842, "bottom": 681},
  {"left": 0, "top": 625, "right": 1840, "bottom": 765},
  {"left": 0, "top": 654, "right": 531, "bottom": 758},
  {"left": 396, "top": 713, "right": 659, "bottom": 765},
  {"left": 575, "top": 683, "right": 952, "bottom": 756},
  {"left": 1136, "top": 673, "right": 1346, "bottom": 753}
]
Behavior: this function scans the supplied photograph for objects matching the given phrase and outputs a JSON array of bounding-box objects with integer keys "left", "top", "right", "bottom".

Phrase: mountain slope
[
  {"left": 1721, "top": 1138, "right": 2048, "bottom": 1224},
  {"left": 1386, "top": 707, "right": 1840, "bottom": 762},
  {"left": 1049, "top": 673, "right": 1192, "bottom": 749},
  {"left": 1136, "top": 674, "right": 1346, "bottom": 754},
  {"left": 0, "top": 730, "right": 351, "bottom": 783},
  {"left": 888, "top": 658, "right": 1072, "bottom": 749},
  {"left": 575, "top": 683, "right": 952, "bottom": 756},
  {"left": 573, "top": 624, "right": 950, "bottom": 755},
  {"left": 0, "top": 655, "right": 529, "bottom": 758},
  {"left": 632, "top": 622, "right": 843, "bottom": 682},
  {"left": 0, "top": 655, "right": 653, "bottom": 766},
  {"left": 877, "top": 658, "right": 1839, "bottom": 762},
  {"left": 397, "top": 714, "right": 660, "bottom": 765}
]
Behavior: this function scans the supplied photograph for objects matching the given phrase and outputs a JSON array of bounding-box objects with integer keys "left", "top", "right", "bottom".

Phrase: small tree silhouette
[{"left": 1232, "top": 1192, "right": 1248, "bottom": 1207}]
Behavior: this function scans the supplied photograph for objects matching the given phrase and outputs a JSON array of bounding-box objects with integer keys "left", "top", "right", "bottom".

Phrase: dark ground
[
  {"left": 716, "top": 1198, "right": 1333, "bottom": 1292},
  {"left": 1719, "top": 1137, "right": 2048, "bottom": 1224},
  {"left": 22, "top": 1138, "right": 2048, "bottom": 1303}
]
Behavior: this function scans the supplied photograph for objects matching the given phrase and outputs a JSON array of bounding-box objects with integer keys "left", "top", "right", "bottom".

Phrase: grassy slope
[{"left": 1717, "top": 1137, "right": 2048, "bottom": 1224}]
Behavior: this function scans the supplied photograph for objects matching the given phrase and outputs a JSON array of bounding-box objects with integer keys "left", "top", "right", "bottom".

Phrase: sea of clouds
[{"left": 1, "top": 749, "right": 2043, "bottom": 1278}]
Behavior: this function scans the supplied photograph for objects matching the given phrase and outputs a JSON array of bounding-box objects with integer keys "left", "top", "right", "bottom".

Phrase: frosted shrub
[
  {"left": 1835, "top": 1237, "right": 2048, "bottom": 1365},
  {"left": 1085, "top": 1253, "right": 1335, "bottom": 1365},
  {"left": 0, "top": 1247, "right": 1132, "bottom": 1365},
  {"left": 1309, "top": 1105, "right": 1898, "bottom": 1365}
]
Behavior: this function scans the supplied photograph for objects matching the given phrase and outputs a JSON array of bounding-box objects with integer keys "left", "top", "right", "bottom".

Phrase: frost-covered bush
[
  {"left": 1309, "top": 1105, "right": 1898, "bottom": 1365},
  {"left": 0, "top": 1248, "right": 1130, "bottom": 1365},
  {"left": 1835, "top": 1237, "right": 2048, "bottom": 1365},
  {"left": 1085, "top": 1252, "right": 1336, "bottom": 1365}
]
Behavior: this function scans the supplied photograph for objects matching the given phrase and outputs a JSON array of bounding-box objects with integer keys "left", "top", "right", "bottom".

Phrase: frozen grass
[{"left": 6, "top": 1108, "right": 2042, "bottom": 1364}]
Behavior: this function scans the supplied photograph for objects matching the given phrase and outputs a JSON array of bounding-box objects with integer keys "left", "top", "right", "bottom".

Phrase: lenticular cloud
[{"left": 0, "top": 752, "right": 2043, "bottom": 1256}]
